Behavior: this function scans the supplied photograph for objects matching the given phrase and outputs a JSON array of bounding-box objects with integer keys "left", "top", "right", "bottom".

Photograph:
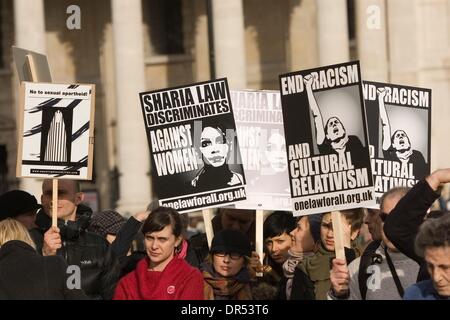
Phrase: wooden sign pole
[
  {"left": 331, "top": 211, "right": 346, "bottom": 261},
  {"left": 26, "top": 54, "right": 59, "bottom": 227},
  {"left": 25, "top": 54, "right": 38, "bottom": 81},
  {"left": 52, "top": 179, "right": 58, "bottom": 227},
  {"left": 255, "top": 210, "right": 264, "bottom": 277},
  {"left": 203, "top": 209, "right": 214, "bottom": 249}
]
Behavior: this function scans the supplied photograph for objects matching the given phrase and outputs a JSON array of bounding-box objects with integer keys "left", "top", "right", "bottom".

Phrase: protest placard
[
  {"left": 279, "top": 61, "right": 375, "bottom": 215},
  {"left": 139, "top": 78, "right": 246, "bottom": 213},
  {"left": 17, "top": 82, "right": 95, "bottom": 180},
  {"left": 363, "top": 81, "right": 431, "bottom": 205},
  {"left": 231, "top": 90, "right": 290, "bottom": 210}
]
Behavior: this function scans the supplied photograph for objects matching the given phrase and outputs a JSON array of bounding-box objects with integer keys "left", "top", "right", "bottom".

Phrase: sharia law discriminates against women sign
[
  {"left": 363, "top": 81, "right": 431, "bottom": 206},
  {"left": 279, "top": 61, "right": 375, "bottom": 216},
  {"left": 231, "top": 90, "right": 290, "bottom": 210},
  {"left": 139, "top": 79, "right": 247, "bottom": 213},
  {"left": 17, "top": 82, "right": 95, "bottom": 179}
]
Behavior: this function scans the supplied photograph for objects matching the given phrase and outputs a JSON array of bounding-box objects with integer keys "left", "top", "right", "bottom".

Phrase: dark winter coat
[
  {"left": 384, "top": 179, "right": 440, "bottom": 282},
  {"left": 0, "top": 240, "right": 87, "bottom": 299},
  {"left": 290, "top": 244, "right": 357, "bottom": 300},
  {"left": 30, "top": 205, "right": 120, "bottom": 299}
]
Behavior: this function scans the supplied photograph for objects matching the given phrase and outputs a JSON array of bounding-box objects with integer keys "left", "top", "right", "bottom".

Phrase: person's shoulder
[
  {"left": 115, "top": 264, "right": 139, "bottom": 295},
  {"left": 45, "top": 254, "right": 69, "bottom": 273},
  {"left": 29, "top": 227, "right": 44, "bottom": 238},
  {"left": 348, "top": 135, "right": 363, "bottom": 145},
  {"left": 403, "top": 283, "right": 426, "bottom": 300},
  {"left": 403, "top": 280, "right": 434, "bottom": 300},
  {"left": 412, "top": 149, "right": 426, "bottom": 159},
  {"left": 78, "top": 230, "right": 110, "bottom": 251},
  {"left": 179, "top": 258, "right": 204, "bottom": 279},
  {"left": 188, "top": 262, "right": 204, "bottom": 277},
  {"left": 301, "top": 249, "right": 334, "bottom": 279},
  {"left": 295, "top": 255, "right": 312, "bottom": 274},
  {"left": 45, "top": 253, "right": 67, "bottom": 264},
  {"left": 347, "top": 256, "right": 362, "bottom": 275}
]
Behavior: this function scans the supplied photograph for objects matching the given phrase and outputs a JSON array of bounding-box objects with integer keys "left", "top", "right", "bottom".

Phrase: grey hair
[
  {"left": 380, "top": 187, "right": 410, "bottom": 212},
  {"left": 415, "top": 213, "right": 450, "bottom": 257}
]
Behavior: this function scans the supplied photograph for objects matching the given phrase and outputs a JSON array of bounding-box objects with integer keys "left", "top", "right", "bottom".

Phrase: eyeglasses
[{"left": 214, "top": 252, "right": 243, "bottom": 260}]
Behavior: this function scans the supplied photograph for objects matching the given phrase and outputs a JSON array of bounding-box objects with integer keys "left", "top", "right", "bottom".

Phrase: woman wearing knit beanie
[
  {"left": 88, "top": 209, "right": 126, "bottom": 243},
  {"left": 201, "top": 229, "right": 253, "bottom": 300}
]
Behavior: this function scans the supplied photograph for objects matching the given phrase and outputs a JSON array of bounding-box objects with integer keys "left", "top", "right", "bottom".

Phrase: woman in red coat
[{"left": 113, "top": 207, "right": 203, "bottom": 300}]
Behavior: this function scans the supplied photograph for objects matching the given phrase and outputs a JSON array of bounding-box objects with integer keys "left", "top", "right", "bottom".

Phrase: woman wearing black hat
[
  {"left": 0, "top": 190, "right": 41, "bottom": 230},
  {"left": 201, "top": 229, "right": 253, "bottom": 300}
]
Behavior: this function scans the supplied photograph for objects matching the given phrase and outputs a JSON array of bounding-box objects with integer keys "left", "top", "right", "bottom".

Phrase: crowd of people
[{"left": 0, "top": 170, "right": 449, "bottom": 300}]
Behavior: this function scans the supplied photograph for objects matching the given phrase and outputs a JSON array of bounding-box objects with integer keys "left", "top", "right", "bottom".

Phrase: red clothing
[{"left": 113, "top": 255, "right": 204, "bottom": 300}]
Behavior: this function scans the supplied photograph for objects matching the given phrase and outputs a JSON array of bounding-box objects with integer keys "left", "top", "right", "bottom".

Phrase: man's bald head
[{"left": 41, "top": 179, "right": 84, "bottom": 221}]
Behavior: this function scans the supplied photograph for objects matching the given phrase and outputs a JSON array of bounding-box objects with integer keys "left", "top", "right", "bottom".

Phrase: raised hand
[
  {"left": 377, "top": 87, "right": 387, "bottom": 99},
  {"left": 304, "top": 74, "right": 314, "bottom": 89}
]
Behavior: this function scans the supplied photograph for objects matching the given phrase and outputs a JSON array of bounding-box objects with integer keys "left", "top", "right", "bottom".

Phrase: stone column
[
  {"left": 414, "top": 0, "right": 450, "bottom": 171},
  {"left": 355, "top": 0, "right": 388, "bottom": 81},
  {"left": 13, "top": 0, "right": 46, "bottom": 198},
  {"left": 387, "top": 0, "right": 418, "bottom": 85},
  {"left": 211, "top": 0, "right": 247, "bottom": 89},
  {"left": 288, "top": 0, "right": 319, "bottom": 70},
  {"left": 111, "top": 0, "right": 151, "bottom": 216},
  {"left": 14, "top": 0, "right": 46, "bottom": 53},
  {"left": 193, "top": 0, "right": 211, "bottom": 82},
  {"left": 316, "top": 0, "right": 350, "bottom": 65}
]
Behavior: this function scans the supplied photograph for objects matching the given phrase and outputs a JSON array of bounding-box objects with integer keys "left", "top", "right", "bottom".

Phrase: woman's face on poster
[
  {"left": 265, "top": 132, "right": 287, "bottom": 172},
  {"left": 200, "top": 127, "right": 229, "bottom": 167}
]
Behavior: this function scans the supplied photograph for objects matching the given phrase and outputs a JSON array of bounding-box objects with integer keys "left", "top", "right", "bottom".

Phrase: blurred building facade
[{"left": 0, "top": 0, "right": 449, "bottom": 215}]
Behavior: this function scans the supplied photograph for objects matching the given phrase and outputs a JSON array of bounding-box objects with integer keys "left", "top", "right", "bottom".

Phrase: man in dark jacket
[
  {"left": 31, "top": 179, "right": 120, "bottom": 299},
  {"left": 329, "top": 187, "right": 418, "bottom": 300}
]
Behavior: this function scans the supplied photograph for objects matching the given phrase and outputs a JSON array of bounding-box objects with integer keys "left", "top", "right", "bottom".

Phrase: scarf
[
  {"left": 396, "top": 148, "right": 413, "bottom": 161},
  {"left": 330, "top": 134, "right": 349, "bottom": 154},
  {"left": 201, "top": 262, "right": 252, "bottom": 300},
  {"left": 283, "top": 249, "right": 315, "bottom": 300},
  {"left": 113, "top": 255, "right": 203, "bottom": 300},
  {"left": 282, "top": 249, "right": 315, "bottom": 279}
]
